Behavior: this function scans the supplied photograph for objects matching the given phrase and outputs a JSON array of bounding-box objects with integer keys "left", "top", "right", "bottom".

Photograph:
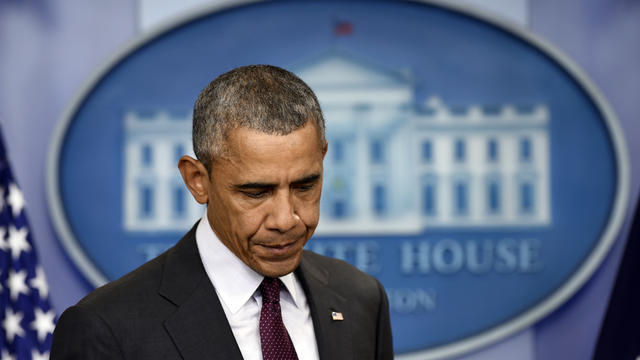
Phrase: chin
[{"left": 255, "top": 257, "right": 302, "bottom": 277}]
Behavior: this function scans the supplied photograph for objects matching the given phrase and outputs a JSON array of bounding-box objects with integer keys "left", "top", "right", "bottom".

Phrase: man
[{"left": 51, "top": 65, "right": 393, "bottom": 359}]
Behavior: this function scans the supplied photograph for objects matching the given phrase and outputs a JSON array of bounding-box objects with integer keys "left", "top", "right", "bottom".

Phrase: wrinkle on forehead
[
  {"left": 214, "top": 120, "right": 324, "bottom": 159},
  {"left": 217, "top": 123, "right": 323, "bottom": 162}
]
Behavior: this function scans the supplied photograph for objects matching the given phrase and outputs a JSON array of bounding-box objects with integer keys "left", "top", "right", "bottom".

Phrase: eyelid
[
  {"left": 241, "top": 190, "right": 269, "bottom": 199},
  {"left": 294, "top": 182, "right": 316, "bottom": 191}
]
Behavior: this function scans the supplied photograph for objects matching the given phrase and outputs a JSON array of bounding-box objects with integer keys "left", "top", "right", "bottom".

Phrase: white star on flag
[
  {"left": 6, "top": 183, "right": 24, "bottom": 217},
  {"left": 7, "top": 269, "right": 29, "bottom": 301},
  {"left": 31, "top": 350, "right": 49, "bottom": 360},
  {"left": 2, "top": 308, "right": 24, "bottom": 343},
  {"left": 31, "top": 308, "right": 56, "bottom": 343},
  {"left": 0, "top": 349, "right": 13, "bottom": 360},
  {"left": 6, "top": 225, "right": 30, "bottom": 260},
  {"left": 30, "top": 267, "right": 50, "bottom": 299}
]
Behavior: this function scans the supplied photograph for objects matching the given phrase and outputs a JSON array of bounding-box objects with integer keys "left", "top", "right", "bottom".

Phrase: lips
[
  {"left": 262, "top": 243, "right": 294, "bottom": 255},
  {"left": 254, "top": 238, "right": 302, "bottom": 258}
]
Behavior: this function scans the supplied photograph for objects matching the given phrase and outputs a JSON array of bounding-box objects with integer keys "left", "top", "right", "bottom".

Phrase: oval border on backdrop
[{"left": 46, "top": 1, "right": 629, "bottom": 359}]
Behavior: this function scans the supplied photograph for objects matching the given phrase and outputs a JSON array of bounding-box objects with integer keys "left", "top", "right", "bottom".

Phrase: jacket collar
[
  {"left": 297, "top": 251, "right": 353, "bottom": 360},
  {"left": 159, "top": 224, "right": 244, "bottom": 360}
]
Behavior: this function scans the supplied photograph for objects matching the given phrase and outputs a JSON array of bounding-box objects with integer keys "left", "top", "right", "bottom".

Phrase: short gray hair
[{"left": 192, "top": 65, "right": 325, "bottom": 171}]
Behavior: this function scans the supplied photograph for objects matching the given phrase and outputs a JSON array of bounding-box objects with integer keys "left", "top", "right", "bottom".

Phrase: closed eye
[
  {"left": 233, "top": 182, "right": 274, "bottom": 199},
  {"left": 292, "top": 174, "right": 320, "bottom": 192},
  {"left": 241, "top": 190, "right": 269, "bottom": 199},
  {"left": 294, "top": 183, "right": 315, "bottom": 192}
]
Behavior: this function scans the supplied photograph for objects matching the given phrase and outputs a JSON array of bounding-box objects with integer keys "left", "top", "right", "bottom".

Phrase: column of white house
[
  {"left": 536, "top": 129, "right": 551, "bottom": 224},
  {"left": 466, "top": 131, "right": 485, "bottom": 224},
  {"left": 354, "top": 104, "right": 373, "bottom": 221},
  {"left": 123, "top": 124, "right": 141, "bottom": 231},
  {"left": 433, "top": 108, "right": 454, "bottom": 226},
  {"left": 500, "top": 132, "right": 518, "bottom": 224},
  {"left": 464, "top": 107, "right": 485, "bottom": 225},
  {"left": 533, "top": 105, "right": 551, "bottom": 224},
  {"left": 484, "top": 128, "right": 505, "bottom": 225},
  {"left": 439, "top": 98, "right": 462, "bottom": 226},
  {"left": 371, "top": 105, "right": 393, "bottom": 217},
  {"left": 389, "top": 110, "right": 416, "bottom": 220},
  {"left": 484, "top": 106, "right": 512, "bottom": 226}
]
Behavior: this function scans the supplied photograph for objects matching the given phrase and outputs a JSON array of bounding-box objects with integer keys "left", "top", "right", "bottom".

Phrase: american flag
[
  {"left": 0, "top": 129, "right": 55, "bottom": 359},
  {"left": 333, "top": 20, "right": 353, "bottom": 36}
]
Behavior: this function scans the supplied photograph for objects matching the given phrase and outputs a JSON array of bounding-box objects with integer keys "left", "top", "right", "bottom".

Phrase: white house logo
[
  {"left": 47, "top": 1, "right": 628, "bottom": 359},
  {"left": 124, "top": 54, "right": 551, "bottom": 234}
]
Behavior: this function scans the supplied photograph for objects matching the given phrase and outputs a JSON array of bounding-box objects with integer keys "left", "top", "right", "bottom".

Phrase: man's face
[{"left": 205, "top": 122, "right": 326, "bottom": 277}]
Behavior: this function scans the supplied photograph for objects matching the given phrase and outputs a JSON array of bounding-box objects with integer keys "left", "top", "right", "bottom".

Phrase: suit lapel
[
  {"left": 159, "top": 227, "right": 243, "bottom": 360},
  {"left": 297, "top": 253, "right": 353, "bottom": 360}
]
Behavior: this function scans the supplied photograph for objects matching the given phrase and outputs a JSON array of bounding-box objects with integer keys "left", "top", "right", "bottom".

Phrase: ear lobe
[{"left": 178, "top": 155, "right": 209, "bottom": 204}]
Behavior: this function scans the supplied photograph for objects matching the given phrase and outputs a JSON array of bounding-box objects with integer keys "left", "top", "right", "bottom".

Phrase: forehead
[
  {"left": 213, "top": 122, "right": 324, "bottom": 179},
  {"left": 231, "top": 124, "right": 319, "bottom": 152}
]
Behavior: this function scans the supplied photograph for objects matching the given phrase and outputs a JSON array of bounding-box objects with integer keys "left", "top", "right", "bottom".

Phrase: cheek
[
  {"left": 209, "top": 194, "right": 253, "bottom": 239},
  {"left": 295, "top": 196, "right": 321, "bottom": 227},
  {"left": 235, "top": 211, "right": 264, "bottom": 238},
  {"left": 211, "top": 188, "right": 258, "bottom": 229}
]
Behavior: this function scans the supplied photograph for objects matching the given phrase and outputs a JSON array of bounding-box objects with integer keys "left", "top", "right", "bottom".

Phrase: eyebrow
[
  {"left": 291, "top": 174, "right": 321, "bottom": 186},
  {"left": 232, "top": 174, "right": 320, "bottom": 190}
]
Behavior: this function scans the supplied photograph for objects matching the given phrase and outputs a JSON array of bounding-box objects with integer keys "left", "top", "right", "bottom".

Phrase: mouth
[{"left": 255, "top": 239, "right": 301, "bottom": 258}]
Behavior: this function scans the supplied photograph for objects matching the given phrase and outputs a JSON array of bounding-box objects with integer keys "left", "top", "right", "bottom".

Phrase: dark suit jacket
[{"left": 51, "top": 226, "right": 393, "bottom": 359}]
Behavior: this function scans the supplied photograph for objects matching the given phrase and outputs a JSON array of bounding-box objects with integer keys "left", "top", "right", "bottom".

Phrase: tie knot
[{"left": 260, "top": 277, "right": 281, "bottom": 304}]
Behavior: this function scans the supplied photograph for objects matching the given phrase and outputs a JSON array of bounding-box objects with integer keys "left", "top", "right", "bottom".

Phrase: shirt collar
[{"left": 195, "top": 216, "right": 302, "bottom": 314}]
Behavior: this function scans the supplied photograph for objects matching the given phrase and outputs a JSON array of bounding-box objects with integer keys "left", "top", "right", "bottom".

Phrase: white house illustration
[{"left": 122, "top": 52, "right": 551, "bottom": 233}]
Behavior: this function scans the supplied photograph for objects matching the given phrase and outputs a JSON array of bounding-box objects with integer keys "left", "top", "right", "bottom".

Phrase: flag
[
  {"left": 333, "top": 21, "right": 353, "bottom": 36},
  {"left": 0, "top": 128, "right": 56, "bottom": 360},
  {"left": 593, "top": 196, "right": 640, "bottom": 359}
]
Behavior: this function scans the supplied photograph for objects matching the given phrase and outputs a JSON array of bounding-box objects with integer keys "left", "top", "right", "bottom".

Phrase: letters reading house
[{"left": 122, "top": 52, "right": 551, "bottom": 233}]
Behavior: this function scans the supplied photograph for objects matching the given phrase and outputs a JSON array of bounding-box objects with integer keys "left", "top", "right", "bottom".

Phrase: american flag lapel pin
[{"left": 331, "top": 311, "right": 344, "bottom": 321}]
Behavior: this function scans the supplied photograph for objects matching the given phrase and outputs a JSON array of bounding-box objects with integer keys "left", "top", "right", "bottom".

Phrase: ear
[
  {"left": 178, "top": 155, "right": 210, "bottom": 204},
  {"left": 322, "top": 140, "right": 328, "bottom": 159}
]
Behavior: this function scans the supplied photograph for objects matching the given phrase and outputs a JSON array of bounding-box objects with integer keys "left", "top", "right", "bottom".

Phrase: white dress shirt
[{"left": 195, "top": 216, "right": 320, "bottom": 360}]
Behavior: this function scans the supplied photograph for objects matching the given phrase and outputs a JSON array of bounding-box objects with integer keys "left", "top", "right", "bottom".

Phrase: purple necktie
[{"left": 259, "top": 277, "right": 299, "bottom": 360}]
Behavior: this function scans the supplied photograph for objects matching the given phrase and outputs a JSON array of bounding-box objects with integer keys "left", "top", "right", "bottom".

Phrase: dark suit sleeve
[
  {"left": 375, "top": 279, "right": 394, "bottom": 360},
  {"left": 51, "top": 305, "right": 125, "bottom": 360}
]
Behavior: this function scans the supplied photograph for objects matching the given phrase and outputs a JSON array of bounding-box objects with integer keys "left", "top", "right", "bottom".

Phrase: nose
[{"left": 265, "top": 190, "right": 300, "bottom": 233}]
